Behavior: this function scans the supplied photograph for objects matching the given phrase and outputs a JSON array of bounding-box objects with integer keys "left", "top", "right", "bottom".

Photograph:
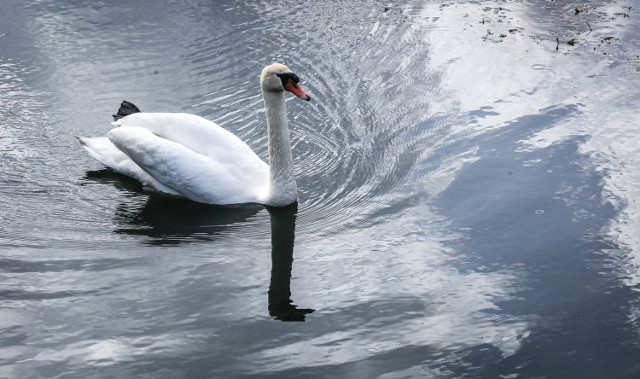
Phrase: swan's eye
[{"left": 276, "top": 73, "right": 300, "bottom": 87}]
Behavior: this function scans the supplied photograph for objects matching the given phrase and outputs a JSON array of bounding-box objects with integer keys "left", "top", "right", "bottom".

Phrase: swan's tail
[{"left": 112, "top": 100, "right": 141, "bottom": 121}]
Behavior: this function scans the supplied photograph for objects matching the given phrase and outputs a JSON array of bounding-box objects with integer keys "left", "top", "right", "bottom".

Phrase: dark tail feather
[{"left": 112, "top": 100, "right": 141, "bottom": 121}]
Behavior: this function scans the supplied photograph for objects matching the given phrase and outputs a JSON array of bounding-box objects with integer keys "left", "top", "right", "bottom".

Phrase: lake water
[{"left": 1, "top": 0, "right": 640, "bottom": 378}]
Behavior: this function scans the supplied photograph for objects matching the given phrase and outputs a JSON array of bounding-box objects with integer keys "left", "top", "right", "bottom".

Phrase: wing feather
[{"left": 107, "top": 126, "right": 269, "bottom": 204}]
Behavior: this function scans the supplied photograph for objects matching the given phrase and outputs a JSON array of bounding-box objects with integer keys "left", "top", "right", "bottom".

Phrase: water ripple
[{"left": 233, "top": 2, "right": 455, "bottom": 236}]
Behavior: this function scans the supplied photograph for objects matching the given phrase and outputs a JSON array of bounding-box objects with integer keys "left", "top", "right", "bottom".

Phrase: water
[{"left": 1, "top": 0, "right": 639, "bottom": 377}]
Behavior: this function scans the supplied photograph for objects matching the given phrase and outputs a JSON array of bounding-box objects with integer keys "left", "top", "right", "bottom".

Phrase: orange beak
[{"left": 284, "top": 79, "right": 311, "bottom": 101}]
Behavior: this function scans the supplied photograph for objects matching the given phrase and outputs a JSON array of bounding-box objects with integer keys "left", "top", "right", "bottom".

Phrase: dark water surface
[{"left": 1, "top": 0, "right": 640, "bottom": 378}]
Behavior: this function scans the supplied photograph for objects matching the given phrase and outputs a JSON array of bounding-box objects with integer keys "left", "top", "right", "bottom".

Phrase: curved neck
[{"left": 263, "top": 91, "right": 297, "bottom": 206}]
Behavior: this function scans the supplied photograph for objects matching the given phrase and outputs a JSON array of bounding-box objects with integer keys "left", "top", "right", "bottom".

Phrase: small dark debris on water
[
  {"left": 499, "top": 33, "right": 507, "bottom": 38},
  {"left": 556, "top": 37, "right": 559, "bottom": 51},
  {"left": 508, "top": 28, "right": 518, "bottom": 33},
  {"left": 383, "top": 7, "right": 390, "bottom": 12},
  {"left": 574, "top": 7, "right": 582, "bottom": 15},
  {"left": 567, "top": 38, "right": 576, "bottom": 46}
]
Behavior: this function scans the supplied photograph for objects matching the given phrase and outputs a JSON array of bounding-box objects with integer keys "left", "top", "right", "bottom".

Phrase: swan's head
[{"left": 261, "top": 63, "right": 311, "bottom": 101}]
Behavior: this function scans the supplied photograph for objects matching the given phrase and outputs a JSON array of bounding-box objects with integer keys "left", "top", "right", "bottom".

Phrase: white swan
[{"left": 77, "top": 63, "right": 311, "bottom": 207}]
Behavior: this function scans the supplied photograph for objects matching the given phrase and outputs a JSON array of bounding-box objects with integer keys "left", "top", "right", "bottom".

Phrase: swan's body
[{"left": 78, "top": 63, "right": 311, "bottom": 206}]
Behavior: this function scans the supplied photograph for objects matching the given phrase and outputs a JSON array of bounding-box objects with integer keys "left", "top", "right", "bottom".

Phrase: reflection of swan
[
  {"left": 267, "top": 203, "right": 315, "bottom": 322},
  {"left": 106, "top": 189, "right": 314, "bottom": 320},
  {"left": 78, "top": 63, "right": 311, "bottom": 207},
  {"left": 113, "top": 194, "right": 263, "bottom": 245}
]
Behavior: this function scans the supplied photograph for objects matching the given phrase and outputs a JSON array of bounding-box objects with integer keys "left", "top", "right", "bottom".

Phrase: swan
[{"left": 77, "top": 63, "right": 311, "bottom": 207}]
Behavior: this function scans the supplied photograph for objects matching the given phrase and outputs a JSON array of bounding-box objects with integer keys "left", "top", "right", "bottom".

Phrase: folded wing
[{"left": 107, "top": 125, "right": 269, "bottom": 204}]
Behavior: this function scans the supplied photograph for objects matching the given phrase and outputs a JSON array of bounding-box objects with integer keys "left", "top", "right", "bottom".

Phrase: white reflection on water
[
  {"left": 424, "top": 5, "right": 545, "bottom": 126},
  {"left": 582, "top": 108, "right": 640, "bottom": 281},
  {"left": 431, "top": 0, "right": 640, "bottom": 346}
]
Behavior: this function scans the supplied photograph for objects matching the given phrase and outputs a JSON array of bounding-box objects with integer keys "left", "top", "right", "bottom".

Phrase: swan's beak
[{"left": 284, "top": 79, "right": 311, "bottom": 101}]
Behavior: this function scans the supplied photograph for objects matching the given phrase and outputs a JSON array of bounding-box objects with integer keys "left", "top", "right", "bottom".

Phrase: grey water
[{"left": 1, "top": 0, "right": 640, "bottom": 378}]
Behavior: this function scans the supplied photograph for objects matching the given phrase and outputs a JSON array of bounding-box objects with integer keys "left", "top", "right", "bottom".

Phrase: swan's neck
[{"left": 264, "top": 91, "right": 297, "bottom": 206}]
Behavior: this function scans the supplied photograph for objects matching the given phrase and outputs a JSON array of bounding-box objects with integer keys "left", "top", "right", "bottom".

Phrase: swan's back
[
  {"left": 105, "top": 112, "right": 270, "bottom": 204},
  {"left": 113, "top": 112, "right": 266, "bottom": 172}
]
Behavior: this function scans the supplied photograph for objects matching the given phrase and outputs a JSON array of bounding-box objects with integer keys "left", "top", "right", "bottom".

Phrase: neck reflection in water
[{"left": 267, "top": 203, "right": 315, "bottom": 322}]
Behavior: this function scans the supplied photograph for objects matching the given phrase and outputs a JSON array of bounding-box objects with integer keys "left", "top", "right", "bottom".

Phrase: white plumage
[{"left": 77, "top": 63, "right": 311, "bottom": 206}]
